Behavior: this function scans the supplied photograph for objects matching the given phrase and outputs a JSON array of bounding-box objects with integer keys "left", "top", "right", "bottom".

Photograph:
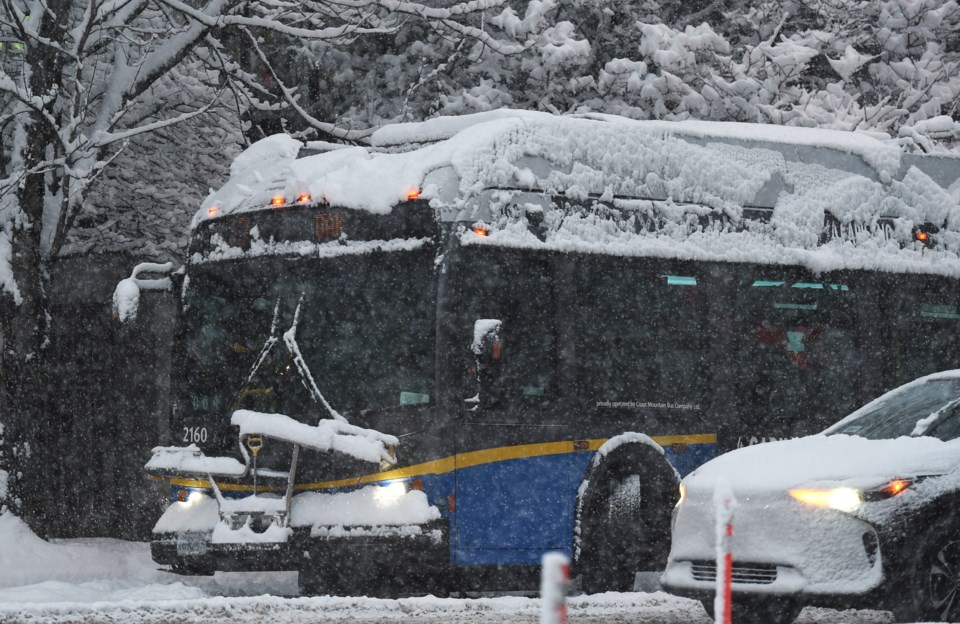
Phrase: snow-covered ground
[{"left": 0, "top": 513, "right": 895, "bottom": 623}]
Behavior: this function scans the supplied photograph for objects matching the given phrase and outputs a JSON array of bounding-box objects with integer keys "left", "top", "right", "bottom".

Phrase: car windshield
[{"left": 829, "top": 378, "right": 960, "bottom": 441}]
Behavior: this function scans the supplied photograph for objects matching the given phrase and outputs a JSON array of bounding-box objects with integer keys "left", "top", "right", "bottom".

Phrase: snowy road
[
  {"left": 0, "top": 589, "right": 894, "bottom": 624},
  {"left": 0, "top": 514, "right": 896, "bottom": 623}
]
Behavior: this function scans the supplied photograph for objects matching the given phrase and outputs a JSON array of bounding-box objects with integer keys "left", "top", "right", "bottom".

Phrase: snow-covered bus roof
[{"left": 196, "top": 110, "right": 960, "bottom": 276}]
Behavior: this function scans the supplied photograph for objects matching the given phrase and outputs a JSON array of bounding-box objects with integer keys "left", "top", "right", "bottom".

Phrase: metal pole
[
  {"left": 714, "top": 480, "right": 737, "bottom": 624},
  {"left": 540, "top": 552, "right": 570, "bottom": 624},
  {"left": 284, "top": 444, "right": 300, "bottom": 526}
]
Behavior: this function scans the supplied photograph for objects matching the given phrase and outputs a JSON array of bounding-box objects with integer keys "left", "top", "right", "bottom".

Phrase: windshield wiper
[
  {"left": 227, "top": 297, "right": 282, "bottom": 414},
  {"left": 912, "top": 396, "right": 960, "bottom": 437},
  {"left": 283, "top": 296, "right": 347, "bottom": 423},
  {"left": 227, "top": 295, "right": 347, "bottom": 424}
]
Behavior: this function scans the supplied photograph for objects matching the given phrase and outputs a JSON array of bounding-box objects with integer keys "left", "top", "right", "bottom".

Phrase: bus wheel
[{"left": 576, "top": 442, "right": 678, "bottom": 594}]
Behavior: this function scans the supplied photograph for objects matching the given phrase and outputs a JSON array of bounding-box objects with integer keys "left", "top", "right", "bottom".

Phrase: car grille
[{"left": 689, "top": 560, "right": 778, "bottom": 585}]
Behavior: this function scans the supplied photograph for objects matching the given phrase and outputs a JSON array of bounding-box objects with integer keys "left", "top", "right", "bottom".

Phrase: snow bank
[
  {"left": 0, "top": 589, "right": 723, "bottom": 623},
  {"left": 231, "top": 410, "right": 398, "bottom": 465},
  {"left": 0, "top": 513, "right": 167, "bottom": 588}
]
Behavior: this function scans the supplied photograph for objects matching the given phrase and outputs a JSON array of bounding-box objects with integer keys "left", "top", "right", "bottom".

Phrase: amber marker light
[
  {"left": 406, "top": 189, "right": 421, "bottom": 201},
  {"left": 207, "top": 205, "right": 219, "bottom": 218},
  {"left": 297, "top": 193, "right": 312, "bottom": 204},
  {"left": 271, "top": 196, "right": 285, "bottom": 207},
  {"left": 882, "top": 479, "right": 911, "bottom": 496},
  {"left": 473, "top": 225, "right": 489, "bottom": 237}
]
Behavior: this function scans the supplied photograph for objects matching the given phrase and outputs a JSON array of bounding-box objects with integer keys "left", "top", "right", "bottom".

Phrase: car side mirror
[
  {"left": 472, "top": 319, "right": 503, "bottom": 407},
  {"left": 112, "top": 262, "right": 176, "bottom": 322}
]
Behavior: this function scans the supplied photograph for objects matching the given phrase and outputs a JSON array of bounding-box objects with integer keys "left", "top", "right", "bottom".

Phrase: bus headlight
[
  {"left": 373, "top": 481, "right": 408, "bottom": 507},
  {"left": 184, "top": 490, "right": 207, "bottom": 507}
]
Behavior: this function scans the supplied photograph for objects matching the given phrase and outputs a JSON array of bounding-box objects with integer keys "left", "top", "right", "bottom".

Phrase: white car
[{"left": 662, "top": 370, "right": 960, "bottom": 623}]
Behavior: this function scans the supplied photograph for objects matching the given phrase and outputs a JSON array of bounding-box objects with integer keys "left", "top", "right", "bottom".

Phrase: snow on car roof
[{"left": 195, "top": 110, "right": 960, "bottom": 275}]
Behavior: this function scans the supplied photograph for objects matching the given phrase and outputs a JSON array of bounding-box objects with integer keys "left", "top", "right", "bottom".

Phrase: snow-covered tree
[
  {"left": 0, "top": 0, "right": 554, "bottom": 529},
  {"left": 415, "top": 0, "right": 959, "bottom": 149}
]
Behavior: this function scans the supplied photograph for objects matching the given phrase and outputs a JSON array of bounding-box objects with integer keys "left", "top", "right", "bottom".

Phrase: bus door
[
  {"left": 450, "top": 249, "right": 576, "bottom": 565},
  {"left": 733, "top": 272, "right": 861, "bottom": 446}
]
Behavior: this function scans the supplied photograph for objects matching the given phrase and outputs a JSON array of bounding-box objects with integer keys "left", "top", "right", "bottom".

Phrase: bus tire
[{"left": 575, "top": 440, "right": 678, "bottom": 594}]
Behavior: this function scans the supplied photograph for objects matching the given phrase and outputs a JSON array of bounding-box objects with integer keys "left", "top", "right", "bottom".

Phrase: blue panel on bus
[
  {"left": 449, "top": 442, "right": 715, "bottom": 566},
  {"left": 663, "top": 443, "right": 717, "bottom": 477},
  {"left": 454, "top": 454, "right": 582, "bottom": 559}
]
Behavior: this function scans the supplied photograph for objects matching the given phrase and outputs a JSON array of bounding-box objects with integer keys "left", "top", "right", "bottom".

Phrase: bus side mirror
[
  {"left": 472, "top": 319, "right": 503, "bottom": 407},
  {"left": 112, "top": 262, "right": 176, "bottom": 323}
]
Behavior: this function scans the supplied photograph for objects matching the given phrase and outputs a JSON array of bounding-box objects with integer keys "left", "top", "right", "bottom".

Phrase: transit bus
[{"left": 139, "top": 110, "right": 960, "bottom": 596}]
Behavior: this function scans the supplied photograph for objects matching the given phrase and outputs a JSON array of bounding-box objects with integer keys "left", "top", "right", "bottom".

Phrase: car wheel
[
  {"left": 701, "top": 597, "right": 802, "bottom": 624},
  {"left": 893, "top": 523, "right": 960, "bottom": 622}
]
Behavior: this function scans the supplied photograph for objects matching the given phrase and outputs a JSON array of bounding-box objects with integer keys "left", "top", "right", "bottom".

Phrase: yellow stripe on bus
[{"left": 157, "top": 433, "right": 716, "bottom": 493}]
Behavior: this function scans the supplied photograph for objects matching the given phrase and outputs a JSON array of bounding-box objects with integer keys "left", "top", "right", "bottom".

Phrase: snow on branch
[
  {"left": 231, "top": 410, "right": 399, "bottom": 465},
  {"left": 157, "top": 0, "right": 401, "bottom": 40},
  {"left": 240, "top": 28, "right": 373, "bottom": 143},
  {"left": 92, "top": 90, "right": 224, "bottom": 147}
]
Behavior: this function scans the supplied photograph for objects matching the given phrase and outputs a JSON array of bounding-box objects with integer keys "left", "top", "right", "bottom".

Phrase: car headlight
[
  {"left": 789, "top": 487, "right": 863, "bottom": 513},
  {"left": 789, "top": 479, "right": 913, "bottom": 513}
]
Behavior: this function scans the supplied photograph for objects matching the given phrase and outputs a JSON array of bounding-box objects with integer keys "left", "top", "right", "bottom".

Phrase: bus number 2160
[{"left": 183, "top": 427, "right": 208, "bottom": 444}]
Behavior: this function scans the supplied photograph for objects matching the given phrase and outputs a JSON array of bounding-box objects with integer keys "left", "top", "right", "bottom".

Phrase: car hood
[{"left": 685, "top": 434, "right": 960, "bottom": 494}]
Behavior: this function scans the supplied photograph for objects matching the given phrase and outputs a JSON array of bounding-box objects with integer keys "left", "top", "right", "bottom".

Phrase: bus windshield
[{"left": 179, "top": 247, "right": 435, "bottom": 428}]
